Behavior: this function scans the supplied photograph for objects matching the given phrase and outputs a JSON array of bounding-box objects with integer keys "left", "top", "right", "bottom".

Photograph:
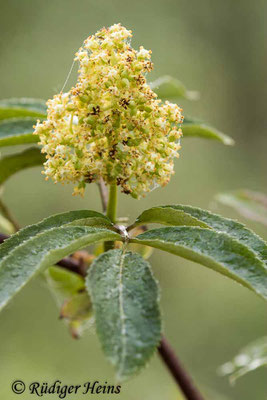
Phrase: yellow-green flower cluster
[{"left": 34, "top": 24, "right": 183, "bottom": 198}]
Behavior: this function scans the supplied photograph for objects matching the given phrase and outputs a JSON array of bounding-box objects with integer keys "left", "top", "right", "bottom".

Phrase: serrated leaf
[
  {"left": 0, "top": 98, "right": 47, "bottom": 120},
  {"left": 182, "top": 119, "right": 234, "bottom": 145},
  {"left": 0, "top": 117, "right": 39, "bottom": 147},
  {"left": 87, "top": 249, "right": 161, "bottom": 381},
  {"left": 131, "top": 227, "right": 267, "bottom": 300},
  {"left": 0, "top": 209, "right": 113, "bottom": 263},
  {"left": 219, "top": 336, "right": 267, "bottom": 383},
  {"left": 0, "top": 209, "right": 116, "bottom": 311},
  {"left": 216, "top": 190, "right": 267, "bottom": 227},
  {"left": 131, "top": 205, "right": 267, "bottom": 267},
  {"left": 150, "top": 76, "right": 198, "bottom": 100},
  {"left": 0, "top": 226, "right": 120, "bottom": 311},
  {"left": 0, "top": 147, "right": 45, "bottom": 186}
]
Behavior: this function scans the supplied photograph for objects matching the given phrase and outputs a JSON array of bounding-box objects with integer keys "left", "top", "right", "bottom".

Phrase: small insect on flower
[{"left": 34, "top": 23, "right": 183, "bottom": 198}]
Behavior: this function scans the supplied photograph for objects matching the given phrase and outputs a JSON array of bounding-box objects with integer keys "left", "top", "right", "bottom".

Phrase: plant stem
[
  {"left": 97, "top": 178, "right": 108, "bottom": 213},
  {"left": 0, "top": 232, "right": 204, "bottom": 400},
  {"left": 158, "top": 336, "right": 205, "bottom": 400},
  {"left": 106, "top": 184, "right": 117, "bottom": 224},
  {"left": 104, "top": 184, "right": 117, "bottom": 251},
  {"left": 0, "top": 187, "right": 204, "bottom": 400},
  {"left": 0, "top": 199, "right": 20, "bottom": 232}
]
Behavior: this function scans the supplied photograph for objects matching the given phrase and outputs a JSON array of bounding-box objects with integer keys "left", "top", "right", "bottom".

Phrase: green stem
[
  {"left": 104, "top": 184, "right": 118, "bottom": 251},
  {"left": 106, "top": 184, "right": 117, "bottom": 224}
]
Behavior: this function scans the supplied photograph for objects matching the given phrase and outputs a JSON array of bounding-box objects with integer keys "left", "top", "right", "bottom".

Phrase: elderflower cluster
[{"left": 34, "top": 24, "right": 183, "bottom": 198}]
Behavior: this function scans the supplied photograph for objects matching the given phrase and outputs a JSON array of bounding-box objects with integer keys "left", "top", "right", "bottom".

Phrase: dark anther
[
  {"left": 119, "top": 98, "right": 130, "bottom": 109},
  {"left": 91, "top": 105, "right": 100, "bottom": 115},
  {"left": 84, "top": 172, "right": 95, "bottom": 183}
]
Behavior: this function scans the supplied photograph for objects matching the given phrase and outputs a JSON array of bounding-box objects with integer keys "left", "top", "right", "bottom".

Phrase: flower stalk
[
  {"left": 104, "top": 184, "right": 118, "bottom": 251},
  {"left": 106, "top": 184, "right": 117, "bottom": 224}
]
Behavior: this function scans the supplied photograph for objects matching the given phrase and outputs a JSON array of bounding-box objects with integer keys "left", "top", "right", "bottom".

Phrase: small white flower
[
  {"left": 54, "top": 104, "right": 63, "bottom": 113},
  {"left": 138, "top": 47, "right": 150, "bottom": 59},
  {"left": 73, "top": 116, "right": 79, "bottom": 125},
  {"left": 56, "top": 145, "right": 65, "bottom": 155},
  {"left": 107, "top": 68, "right": 118, "bottom": 78},
  {"left": 146, "top": 162, "right": 155, "bottom": 172}
]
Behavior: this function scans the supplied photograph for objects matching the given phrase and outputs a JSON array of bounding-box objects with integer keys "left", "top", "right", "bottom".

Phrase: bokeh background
[{"left": 0, "top": 0, "right": 266, "bottom": 399}]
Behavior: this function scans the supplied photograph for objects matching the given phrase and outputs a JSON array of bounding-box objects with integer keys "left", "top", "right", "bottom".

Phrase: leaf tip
[{"left": 223, "top": 135, "right": 235, "bottom": 146}]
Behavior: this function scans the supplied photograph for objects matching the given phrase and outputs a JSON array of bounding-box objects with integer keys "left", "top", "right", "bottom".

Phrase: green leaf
[
  {"left": 216, "top": 190, "right": 267, "bottom": 227},
  {"left": 150, "top": 76, "right": 198, "bottom": 100},
  {"left": 0, "top": 147, "right": 45, "bottom": 186},
  {"left": 87, "top": 249, "right": 161, "bottom": 381},
  {"left": 0, "top": 117, "right": 39, "bottom": 147},
  {"left": 131, "top": 205, "right": 267, "bottom": 267},
  {"left": 131, "top": 227, "right": 267, "bottom": 300},
  {"left": 0, "top": 209, "right": 117, "bottom": 310},
  {"left": 126, "top": 243, "right": 153, "bottom": 260},
  {"left": 219, "top": 336, "right": 267, "bottom": 383},
  {"left": 131, "top": 206, "right": 210, "bottom": 230},
  {"left": 0, "top": 98, "right": 47, "bottom": 120},
  {"left": 182, "top": 119, "right": 234, "bottom": 145},
  {"left": 60, "top": 292, "right": 92, "bottom": 321},
  {"left": 45, "top": 265, "right": 85, "bottom": 297},
  {"left": 0, "top": 214, "right": 15, "bottom": 235},
  {"left": 0, "top": 209, "right": 113, "bottom": 263},
  {"left": 0, "top": 226, "right": 120, "bottom": 311},
  {"left": 45, "top": 266, "right": 93, "bottom": 338}
]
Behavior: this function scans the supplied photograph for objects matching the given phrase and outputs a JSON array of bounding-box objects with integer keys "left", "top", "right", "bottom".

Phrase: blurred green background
[{"left": 0, "top": 0, "right": 266, "bottom": 399}]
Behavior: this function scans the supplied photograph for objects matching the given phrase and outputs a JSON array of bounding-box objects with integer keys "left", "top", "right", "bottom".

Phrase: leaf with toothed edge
[
  {"left": 0, "top": 209, "right": 118, "bottom": 311},
  {"left": 87, "top": 249, "right": 161, "bottom": 381},
  {"left": 131, "top": 205, "right": 267, "bottom": 267},
  {"left": 0, "top": 225, "right": 120, "bottom": 311},
  {"left": 131, "top": 226, "right": 267, "bottom": 301},
  {"left": 0, "top": 209, "right": 113, "bottom": 263}
]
